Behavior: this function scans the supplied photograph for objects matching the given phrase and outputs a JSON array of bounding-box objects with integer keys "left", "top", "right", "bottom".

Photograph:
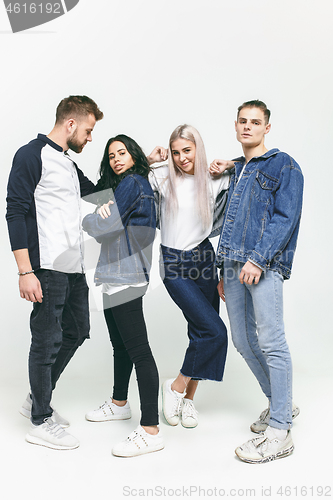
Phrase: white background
[{"left": 0, "top": 1, "right": 332, "bottom": 499}]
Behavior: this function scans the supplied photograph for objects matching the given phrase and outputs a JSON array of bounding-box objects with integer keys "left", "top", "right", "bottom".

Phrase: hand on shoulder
[{"left": 147, "top": 146, "right": 168, "bottom": 165}]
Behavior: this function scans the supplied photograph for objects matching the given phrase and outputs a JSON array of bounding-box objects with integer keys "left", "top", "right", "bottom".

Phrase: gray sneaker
[
  {"left": 235, "top": 429, "right": 294, "bottom": 464},
  {"left": 251, "top": 403, "right": 300, "bottom": 433},
  {"left": 20, "top": 393, "right": 70, "bottom": 428},
  {"left": 26, "top": 418, "right": 79, "bottom": 450}
]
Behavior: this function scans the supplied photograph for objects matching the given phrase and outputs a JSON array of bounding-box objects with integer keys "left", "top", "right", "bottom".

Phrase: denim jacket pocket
[{"left": 253, "top": 171, "right": 278, "bottom": 203}]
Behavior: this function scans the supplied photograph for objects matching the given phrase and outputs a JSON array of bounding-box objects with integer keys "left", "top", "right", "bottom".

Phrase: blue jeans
[
  {"left": 29, "top": 269, "right": 90, "bottom": 425},
  {"left": 223, "top": 259, "right": 292, "bottom": 430},
  {"left": 160, "top": 239, "right": 228, "bottom": 382}
]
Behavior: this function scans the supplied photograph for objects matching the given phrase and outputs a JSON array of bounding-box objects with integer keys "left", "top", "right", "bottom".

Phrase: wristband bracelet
[{"left": 18, "top": 270, "right": 34, "bottom": 276}]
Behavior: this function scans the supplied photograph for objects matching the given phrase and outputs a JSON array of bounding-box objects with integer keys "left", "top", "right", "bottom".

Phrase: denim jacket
[
  {"left": 82, "top": 174, "right": 156, "bottom": 285},
  {"left": 215, "top": 149, "right": 304, "bottom": 279}
]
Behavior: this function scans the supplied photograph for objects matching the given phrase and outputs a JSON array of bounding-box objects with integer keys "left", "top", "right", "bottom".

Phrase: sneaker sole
[
  {"left": 181, "top": 420, "right": 198, "bottom": 428},
  {"left": 20, "top": 407, "right": 31, "bottom": 419},
  {"left": 235, "top": 445, "right": 294, "bottom": 464},
  {"left": 85, "top": 414, "right": 131, "bottom": 422},
  {"left": 112, "top": 443, "right": 165, "bottom": 458},
  {"left": 161, "top": 383, "right": 179, "bottom": 426},
  {"left": 25, "top": 434, "right": 79, "bottom": 451}
]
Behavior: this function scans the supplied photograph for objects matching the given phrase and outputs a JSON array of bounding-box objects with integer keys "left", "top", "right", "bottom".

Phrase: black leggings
[{"left": 103, "top": 288, "right": 159, "bottom": 426}]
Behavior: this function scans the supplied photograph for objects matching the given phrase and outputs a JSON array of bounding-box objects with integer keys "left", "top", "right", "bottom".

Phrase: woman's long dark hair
[{"left": 94, "top": 134, "right": 151, "bottom": 203}]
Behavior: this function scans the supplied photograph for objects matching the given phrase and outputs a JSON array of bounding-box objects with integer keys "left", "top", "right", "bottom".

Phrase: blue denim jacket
[
  {"left": 215, "top": 149, "right": 304, "bottom": 279},
  {"left": 82, "top": 174, "right": 156, "bottom": 285}
]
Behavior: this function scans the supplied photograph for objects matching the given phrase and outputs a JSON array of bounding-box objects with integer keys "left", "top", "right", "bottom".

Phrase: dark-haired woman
[{"left": 82, "top": 135, "right": 164, "bottom": 457}]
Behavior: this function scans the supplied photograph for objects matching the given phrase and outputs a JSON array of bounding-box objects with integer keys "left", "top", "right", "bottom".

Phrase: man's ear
[
  {"left": 66, "top": 118, "right": 77, "bottom": 134},
  {"left": 264, "top": 123, "right": 271, "bottom": 135},
  {"left": 234, "top": 120, "right": 238, "bottom": 131}
]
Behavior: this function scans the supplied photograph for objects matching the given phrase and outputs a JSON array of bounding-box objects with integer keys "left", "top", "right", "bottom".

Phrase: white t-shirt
[
  {"left": 102, "top": 282, "right": 147, "bottom": 296},
  {"left": 149, "top": 165, "right": 229, "bottom": 251}
]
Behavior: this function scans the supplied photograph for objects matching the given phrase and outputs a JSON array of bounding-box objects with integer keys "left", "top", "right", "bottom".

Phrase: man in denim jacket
[{"left": 210, "top": 100, "right": 303, "bottom": 463}]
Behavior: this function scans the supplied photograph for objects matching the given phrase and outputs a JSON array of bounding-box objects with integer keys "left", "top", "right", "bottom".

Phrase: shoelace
[
  {"left": 172, "top": 394, "right": 183, "bottom": 417},
  {"left": 182, "top": 400, "right": 198, "bottom": 419},
  {"left": 253, "top": 434, "right": 268, "bottom": 448},
  {"left": 43, "top": 418, "right": 66, "bottom": 437}
]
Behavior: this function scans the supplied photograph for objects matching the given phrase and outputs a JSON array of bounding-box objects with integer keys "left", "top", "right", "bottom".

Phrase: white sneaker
[
  {"left": 235, "top": 429, "right": 294, "bottom": 464},
  {"left": 20, "top": 394, "right": 70, "bottom": 428},
  {"left": 250, "top": 403, "right": 300, "bottom": 433},
  {"left": 26, "top": 418, "right": 79, "bottom": 450},
  {"left": 85, "top": 398, "right": 131, "bottom": 422},
  {"left": 161, "top": 379, "right": 185, "bottom": 426},
  {"left": 112, "top": 425, "right": 164, "bottom": 457},
  {"left": 181, "top": 398, "right": 198, "bottom": 428}
]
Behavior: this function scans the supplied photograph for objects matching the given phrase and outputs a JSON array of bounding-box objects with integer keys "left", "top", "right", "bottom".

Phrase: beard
[{"left": 67, "top": 130, "right": 86, "bottom": 154}]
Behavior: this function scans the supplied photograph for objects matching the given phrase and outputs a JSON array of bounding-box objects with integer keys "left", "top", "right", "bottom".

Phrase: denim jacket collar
[
  {"left": 233, "top": 149, "right": 280, "bottom": 179},
  {"left": 234, "top": 148, "right": 280, "bottom": 165}
]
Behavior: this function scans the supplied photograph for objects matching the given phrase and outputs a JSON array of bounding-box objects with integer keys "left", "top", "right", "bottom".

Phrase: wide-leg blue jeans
[{"left": 160, "top": 238, "right": 228, "bottom": 382}]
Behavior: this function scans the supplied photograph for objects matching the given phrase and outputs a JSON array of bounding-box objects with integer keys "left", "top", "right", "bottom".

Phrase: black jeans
[
  {"left": 29, "top": 269, "right": 90, "bottom": 425},
  {"left": 103, "top": 287, "right": 159, "bottom": 426}
]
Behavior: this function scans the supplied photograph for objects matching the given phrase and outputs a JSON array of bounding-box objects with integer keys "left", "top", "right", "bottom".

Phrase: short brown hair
[
  {"left": 56, "top": 95, "right": 104, "bottom": 123},
  {"left": 237, "top": 100, "right": 270, "bottom": 124}
]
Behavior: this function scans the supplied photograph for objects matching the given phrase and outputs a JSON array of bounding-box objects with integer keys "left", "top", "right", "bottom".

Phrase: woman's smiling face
[{"left": 171, "top": 138, "right": 196, "bottom": 175}]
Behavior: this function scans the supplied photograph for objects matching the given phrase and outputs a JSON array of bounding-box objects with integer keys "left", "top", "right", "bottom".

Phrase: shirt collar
[
  {"left": 37, "top": 133, "right": 63, "bottom": 152},
  {"left": 233, "top": 148, "right": 280, "bottom": 165}
]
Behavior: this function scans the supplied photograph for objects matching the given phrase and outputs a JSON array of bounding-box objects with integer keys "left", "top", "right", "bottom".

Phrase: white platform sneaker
[{"left": 85, "top": 398, "right": 131, "bottom": 422}]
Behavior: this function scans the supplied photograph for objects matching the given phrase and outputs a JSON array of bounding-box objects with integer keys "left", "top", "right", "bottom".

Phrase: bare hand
[
  {"left": 19, "top": 273, "right": 43, "bottom": 302},
  {"left": 217, "top": 278, "right": 225, "bottom": 302},
  {"left": 147, "top": 146, "right": 168, "bottom": 165},
  {"left": 98, "top": 200, "right": 113, "bottom": 219},
  {"left": 209, "top": 159, "right": 234, "bottom": 176},
  {"left": 239, "top": 261, "right": 262, "bottom": 285}
]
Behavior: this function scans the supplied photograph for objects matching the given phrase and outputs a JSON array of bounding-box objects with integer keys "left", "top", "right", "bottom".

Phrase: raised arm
[
  {"left": 147, "top": 146, "right": 168, "bottom": 165},
  {"left": 209, "top": 159, "right": 235, "bottom": 176}
]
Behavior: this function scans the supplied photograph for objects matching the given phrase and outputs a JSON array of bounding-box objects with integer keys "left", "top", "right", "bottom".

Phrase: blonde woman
[{"left": 148, "top": 125, "right": 232, "bottom": 428}]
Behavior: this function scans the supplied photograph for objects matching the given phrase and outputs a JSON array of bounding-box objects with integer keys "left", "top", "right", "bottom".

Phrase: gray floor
[{"left": 1, "top": 369, "right": 331, "bottom": 500}]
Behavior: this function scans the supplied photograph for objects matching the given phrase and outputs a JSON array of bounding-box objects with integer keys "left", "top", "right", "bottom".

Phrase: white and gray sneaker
[
  {"left": 85, "top": 398, "right": 131, "bottom": 422},
  {"left": 235, "top": 428, "right": 294, "bottom": 464},
  {"left": 20, "top": 393, "right": 70, "bottom": 428},
  {"left": 250, "top": 403, "right": 300, "bottom": 433},
  {"left": 161, "top": 379, "right": 185, "bottom": 426},
  {"left": 112, "top": 425, "right": 164, "bottom": 457},
  {"left": 181, "top": 398, "right": 198, "bottom": 428},
  {"left": 26, "top": 418, "right": 79, "bottom": 450}
]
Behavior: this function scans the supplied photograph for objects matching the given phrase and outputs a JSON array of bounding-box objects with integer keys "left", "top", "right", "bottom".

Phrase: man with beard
[{"left": 6, "top": 96, "right": 103, "bottom": 450}]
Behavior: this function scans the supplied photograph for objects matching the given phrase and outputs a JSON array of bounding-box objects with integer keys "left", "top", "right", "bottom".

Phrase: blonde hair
[{"left": 166, "top": 124, "right": 212, "bottom": 229}]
